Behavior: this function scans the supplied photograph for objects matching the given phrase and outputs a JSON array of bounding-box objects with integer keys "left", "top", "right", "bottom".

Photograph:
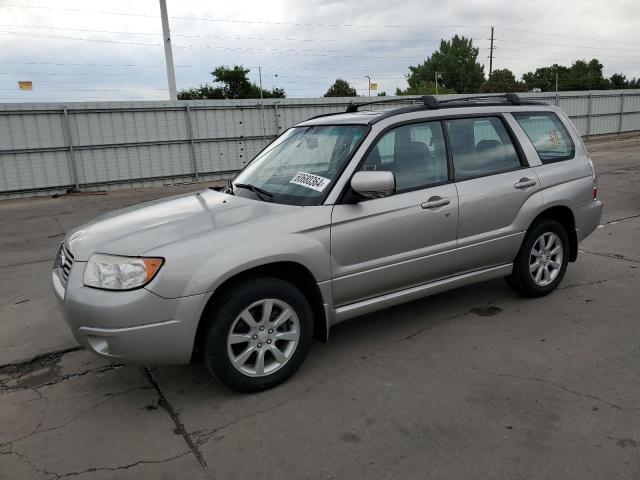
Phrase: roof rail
[
  {"left": 344, "top": 97, "right": 423, "bottom": 113},
  {"left": 344, "top": 93, "right": 543, "bottom": 114}
]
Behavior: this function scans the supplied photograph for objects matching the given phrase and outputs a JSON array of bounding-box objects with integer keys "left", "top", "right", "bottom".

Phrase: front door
[{"left": 330, "top": 120, "right": 459, "bottom": 307}]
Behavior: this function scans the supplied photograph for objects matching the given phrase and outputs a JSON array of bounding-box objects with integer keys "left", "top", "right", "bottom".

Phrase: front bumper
[{"left": 52, "top": 262, "right": 210, "bottom": 364}]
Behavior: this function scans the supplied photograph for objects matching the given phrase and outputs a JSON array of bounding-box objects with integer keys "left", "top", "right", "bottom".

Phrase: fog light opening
[{"left": 86, "top": 336, "right": 110, "bottom": 355}]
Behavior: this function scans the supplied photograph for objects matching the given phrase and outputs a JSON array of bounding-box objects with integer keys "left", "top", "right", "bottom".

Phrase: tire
[
  {"left": 202, "top": 277, "right": 313, "bottom": 393},
  {"left": 506, "top": 219, "right": 569, "bottom": 298}
]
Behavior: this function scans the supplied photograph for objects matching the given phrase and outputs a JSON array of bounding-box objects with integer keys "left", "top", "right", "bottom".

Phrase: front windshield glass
[{"left": 232, "top": 125, "right": 367, "bottom": 206}]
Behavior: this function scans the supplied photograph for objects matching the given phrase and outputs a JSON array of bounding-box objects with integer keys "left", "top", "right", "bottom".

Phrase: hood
[{"left": 66, "top": 189, "right": 297, "bottom": 260}]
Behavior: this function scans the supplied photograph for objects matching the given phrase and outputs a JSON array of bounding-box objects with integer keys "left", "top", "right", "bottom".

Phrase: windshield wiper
[{"left": 234, "top": 183, "right": 274, "bottom": 202}]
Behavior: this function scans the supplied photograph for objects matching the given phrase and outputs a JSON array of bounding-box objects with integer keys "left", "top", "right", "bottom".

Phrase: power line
[
  {"left": 495, "top": 25, "right": 639, "bottom": 46},
  {"left": 492, "top": 46, "right": 640, "bottom": 60},
  {"left": 0, "top": 24, "right": 458, "bottom": 46},
  {"left": 0, "top": 30, "right": 436, "bottom": 60},
  {"left": 0, "top": 29, "right": 458, "bottom": 55},
  {"left": 1, "top": 4, "right": 486, "bottom": 29},
  {"left": 0, "top": 61, "right": 185, "bottom": 68},
  {"left": 494, "top": 37, "right": 639, "bottom": 53}
]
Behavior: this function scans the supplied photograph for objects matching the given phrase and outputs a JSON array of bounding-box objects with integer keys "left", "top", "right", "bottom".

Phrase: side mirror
[{"left": 351, "top": 171, "right": 395, "bottom": 199}]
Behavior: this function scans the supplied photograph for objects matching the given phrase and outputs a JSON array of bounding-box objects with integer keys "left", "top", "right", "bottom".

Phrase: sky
[{"left": 0, "top": 0, "right": 638, "bottom": 102}]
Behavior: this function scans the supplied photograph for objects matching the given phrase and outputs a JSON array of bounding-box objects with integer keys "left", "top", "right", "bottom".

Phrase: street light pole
[
  {"left": 159, "top": 0, "right": 177, "bottom": 101},
  {"left": 365, "top": 75, "right": 371, "bottom": 97}
]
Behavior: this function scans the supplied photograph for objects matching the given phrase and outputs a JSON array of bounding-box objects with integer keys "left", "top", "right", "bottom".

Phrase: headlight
[{"left": 83, "top": 254, "right": 164, "bottom": 291}]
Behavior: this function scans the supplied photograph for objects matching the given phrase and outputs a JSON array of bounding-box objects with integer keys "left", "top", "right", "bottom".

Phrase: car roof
[{"left": 296, "top": 94, "right": 553, "bottom": 127}]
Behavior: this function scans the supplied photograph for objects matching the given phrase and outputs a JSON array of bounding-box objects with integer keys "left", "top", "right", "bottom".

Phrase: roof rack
[
  {"left": 344, "top": 97, "right": 423, "bottom": 113},
  {"left": 344, "top": 93, "right": 546, "bottom": 114},
  {"left": 432, "top": 93, "right": 530, "bottom": 106}
]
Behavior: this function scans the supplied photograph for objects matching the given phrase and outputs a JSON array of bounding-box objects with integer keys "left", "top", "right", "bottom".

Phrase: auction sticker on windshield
[{"left": 289, "top": 172, "right": 330, "bottom": 192}]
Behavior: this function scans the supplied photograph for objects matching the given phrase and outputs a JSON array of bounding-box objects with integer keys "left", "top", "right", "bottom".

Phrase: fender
[{"left": 144, "top": 206, "right": 333, "bottom": 300}]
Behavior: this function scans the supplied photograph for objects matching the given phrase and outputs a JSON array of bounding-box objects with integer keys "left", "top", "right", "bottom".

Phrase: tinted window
[
  {"left": 360, "top": 121, "right": 448, "bottom": 192},
  {"left": 446, "top": 117, "right": 521, "bottom": 180},
  {"left": 513, "top": 112, "right": 575, "bottom": 163}
]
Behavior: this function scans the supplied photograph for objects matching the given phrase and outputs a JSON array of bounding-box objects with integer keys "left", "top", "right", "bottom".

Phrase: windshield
[{"left": 232, "top": 125, "right": 367, "bottom": 206}]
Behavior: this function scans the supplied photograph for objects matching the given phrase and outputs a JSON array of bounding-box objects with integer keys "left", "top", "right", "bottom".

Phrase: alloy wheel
[
  {"left": 529, "top": 232, "right": 563, "bottom": 287},
  {"left": 226, "top": 299, "right": 300, "bottom": 377}
]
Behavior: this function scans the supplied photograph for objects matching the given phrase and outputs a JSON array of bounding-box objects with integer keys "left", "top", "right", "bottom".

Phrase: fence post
[
  {"left": 585, "top": 93, "right": 593, "bottom": 139},
  {"left": 62, "top": 107, "right": 80, "bottom": 191},
  {"left": 618, "top": 93, "right": 625, "bottom": 134},
  {"left": 185, "top": 105, "right": 199, "bottom": 182},
  {"left": 273, "top": 102, "right": 280, "bottom": 136}
]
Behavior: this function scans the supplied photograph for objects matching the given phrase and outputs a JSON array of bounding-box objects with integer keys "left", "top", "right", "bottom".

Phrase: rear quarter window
[{"left": 513, "top": 112, "right": 575, "bottom": 164}]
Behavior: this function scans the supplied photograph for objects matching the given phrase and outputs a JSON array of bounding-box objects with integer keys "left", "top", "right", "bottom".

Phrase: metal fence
[{"left": 1, "top": 89, "right": 639, "bottom": 199}]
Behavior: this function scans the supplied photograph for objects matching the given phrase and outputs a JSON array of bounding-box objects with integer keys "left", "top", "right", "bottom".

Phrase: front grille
[{"left": 59, "top": 243, "right": 74, "bottom": 286}]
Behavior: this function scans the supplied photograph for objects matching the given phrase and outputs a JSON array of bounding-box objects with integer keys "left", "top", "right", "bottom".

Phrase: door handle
[
  {"left": 515, "top": 178, "right": 536, "bottom": 189},
  {"left": 421, "top": 196, "right": 450, "bottom": 209}
]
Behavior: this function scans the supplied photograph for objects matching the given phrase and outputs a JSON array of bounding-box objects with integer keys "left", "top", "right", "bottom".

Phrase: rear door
[
  {"left": 330, "top": 120, "right": 459, "bottom": 307},
  {"left": 446, "top": 115, "right": 542, "bottom": 273}
]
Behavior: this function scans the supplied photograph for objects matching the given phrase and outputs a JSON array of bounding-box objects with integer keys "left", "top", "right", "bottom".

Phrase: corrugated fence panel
[
  {"left": 0, "top": 151, "right": 72, "bottom": 191},
  {"left": 71, "top": 108, "right": 189, "bottom": 146},
  {"left": 196, "top": 140, "right": 245, "bottom": 173},
  {"left": 0, "top": 111, "right": 67, "bottom": 150},
  {"left": 77, "top": 143, "right": 193, "bottom": 184},
  {"left": 192, "top": 107, "right": 246, "bottom": 139},
  {"left": 1, "top": 90, "right": 639, "bottom": 197},
  {"left": 622, "top": 112, "right": 640, "bottom": 133}
]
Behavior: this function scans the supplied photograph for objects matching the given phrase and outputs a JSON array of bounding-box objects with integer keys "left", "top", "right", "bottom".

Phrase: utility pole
[
  {"left": 435, "top": 71, "right": 438, "bottom": 95},
  {"left": 489, "top": 26, "right": 494, "bottom": 79},
  {"left": 159, "top": 0, "right": 177, "bottom": 101},
  {"left": 258, "top": 66, "right": 266, "bottom": 143},
  {"left": 555, "top": 72, "right": 559, "bottom": 105},
  {"left": 365, "top": 75, "right": 371, "bottom": 96}
]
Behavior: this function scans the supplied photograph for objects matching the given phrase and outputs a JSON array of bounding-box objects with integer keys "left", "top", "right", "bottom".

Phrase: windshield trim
[{"left": 231, "top": 123, "right": 372, "bottom": 206}]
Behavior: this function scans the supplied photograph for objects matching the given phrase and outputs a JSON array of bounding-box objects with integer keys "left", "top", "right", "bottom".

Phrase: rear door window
[
  {"left": 446, "top": 116, "right": 522, "bottom": 180},
  {"left": 512, "top": 112, "right": 575, "bottom": 163}
]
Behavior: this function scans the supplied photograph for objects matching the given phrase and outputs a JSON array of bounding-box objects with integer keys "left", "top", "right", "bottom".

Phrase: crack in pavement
[
  {"left": 0, "top": 349, "right": 123, "bottom": 393},
  {"left": 558, "top": 272, "right": 640, "bottom": 290},
  {"left": 0, "top": 386, "right": 147, "bottom": 449},
  {"left": 0, "top": 257, "right": 56, "bottom": 269},
  {"left": 579, "top": 249, "right": 640, "bottom": 265},
  {"left": 142, "top": 367, "right": 209, "bottom": 470},
  {"left": 1, "top": 449, "right": 192, "bottom": 480},
  {"left": 471, "top": 367, "right": 639, "bottom": 415},
  {"left": 191, "top": 364, "right": 353, "bottom": 447},
  {"left": 597, "top": 212, "right": 640, "bottom": 227},
  {"left": 0, "top": 346, "right": 82, "bottom": 375}
]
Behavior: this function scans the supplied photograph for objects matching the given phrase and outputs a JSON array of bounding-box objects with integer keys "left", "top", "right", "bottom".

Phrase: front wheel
[
  {"left": 202, "top": 277, "right": 313, "bottom": 393},
  {"left": 506, "top": 219, "right": 569, "bottom": 297}
]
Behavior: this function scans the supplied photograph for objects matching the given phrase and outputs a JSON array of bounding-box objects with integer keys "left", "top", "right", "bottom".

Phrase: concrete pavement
[{"left": 1, "top": 137, "right": 639, "bottom": 479}]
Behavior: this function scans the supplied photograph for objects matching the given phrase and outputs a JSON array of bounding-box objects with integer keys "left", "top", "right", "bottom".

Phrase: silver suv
[{"left": 53, "top": 94, "right": 602, "bottom": 392}]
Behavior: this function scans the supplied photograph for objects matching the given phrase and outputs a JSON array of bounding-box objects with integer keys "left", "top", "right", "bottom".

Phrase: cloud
[{"left": 0, "top": 0, "right": 638, "bottom": 102}]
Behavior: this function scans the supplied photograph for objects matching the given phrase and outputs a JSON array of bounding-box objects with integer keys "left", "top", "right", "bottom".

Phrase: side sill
[{"left": 330, "top": 263, "right": 513, "bottom": 326}]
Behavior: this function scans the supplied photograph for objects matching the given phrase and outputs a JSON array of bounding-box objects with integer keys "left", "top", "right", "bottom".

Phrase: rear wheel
[
  {"left": 202, "top": 277, "right": 313, "bottom": 392},
  {"left": 506, "top": 219, "right": 569, "bottom": 297}
]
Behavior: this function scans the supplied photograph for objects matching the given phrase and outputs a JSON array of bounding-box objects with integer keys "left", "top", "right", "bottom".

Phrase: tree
[
  {"left": 481, "top": 69, "right": 525, "bottom": 93},
  {"left": 395, "top": 80, "right": 454, "bottom": 95},
  {"left": 522, "top": 59, "right": 609, "bottom": 92},
  {"left": 609, "top": 73, "right": 627, "bottom": 89},
  {"left": 522, "top": 64, "right": 566, "bottom": 92},
  {"left": 324, "top": 79, "right": 357, "bottom": 97},
  {"left": 377, "top": 91, "right": 387, "bottom": 96},
  {"left": 403, "top": 35, "right": 485, "bottom": 94},
  {"left": 178, "top": 65, "right": 285, "bottom": 100}
]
